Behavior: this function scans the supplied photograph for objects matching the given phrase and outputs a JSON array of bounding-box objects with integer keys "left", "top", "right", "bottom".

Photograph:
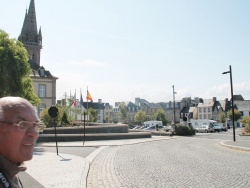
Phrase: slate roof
[
  {"left": 81, "top": 102, "right": 105, "bottom": 110},
  {"left": 197, "top": 99, "right": 214, "bottom": 107},
  {"left": 233, "top": 95, "right": 244, "bottom": 101}
]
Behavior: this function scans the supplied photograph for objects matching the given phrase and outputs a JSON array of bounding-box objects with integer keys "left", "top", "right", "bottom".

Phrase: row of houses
[{"left": 67, "top": 95, "right": 250, "bottom": 125}]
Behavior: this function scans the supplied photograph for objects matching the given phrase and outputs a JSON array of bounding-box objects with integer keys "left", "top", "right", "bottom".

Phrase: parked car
[
  {"left": 213, "top": 124, "right": 223, "bottom": 132},
  {"left": 144, "top": 125, "right": 163, "bottom": 131},
  {"left": 144, "top": 126, "right": 156, "bottom": 131},
  {"left": 132, "top": 126, "right": 142, "bottom": 130},
  {"left": 195, "top": 125, "right": 214, "bottom": 133},
  {"left": 221, "top": 126, "right": 228, "bottom": 132},
  {"left": 165, "top": 125, "right": 174, "bottom": 132}
]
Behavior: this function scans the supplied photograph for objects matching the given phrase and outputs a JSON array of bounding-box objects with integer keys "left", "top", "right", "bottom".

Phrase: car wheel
[{"left": 205, "top": 130, "right": 208, "bottom": 133}]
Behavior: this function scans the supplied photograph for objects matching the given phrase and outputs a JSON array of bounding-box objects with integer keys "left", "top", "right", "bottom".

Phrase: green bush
[
  {"left": 175, "top": 124, "right": 195, "bottom": 136},
  {"left": 69, "top": 121, "right": 82, "bottom": 127},
  {"left": 40, "top": 106, "right": 63, "bottom": 127}
]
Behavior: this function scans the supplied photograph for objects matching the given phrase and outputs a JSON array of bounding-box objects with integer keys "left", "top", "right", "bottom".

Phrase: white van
[
  {"left": 190, "top": 119, "right": 217, "bottom": 129},
  {"left": 143, "top": 121, "right": 163, "bottom": 128}
]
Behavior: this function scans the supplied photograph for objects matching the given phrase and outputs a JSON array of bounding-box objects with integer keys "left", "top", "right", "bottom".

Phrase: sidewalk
[
  {"left": 24, "top": 136, "right": 250, "bottom": 188},
  {"left": 220, "top": 140, "right": 250, "bottom": 152}
]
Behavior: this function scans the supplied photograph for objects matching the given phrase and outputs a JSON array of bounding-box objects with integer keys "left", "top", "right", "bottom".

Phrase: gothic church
[{"left": 18, "top": 0, "right": 58, "bottom": 115}]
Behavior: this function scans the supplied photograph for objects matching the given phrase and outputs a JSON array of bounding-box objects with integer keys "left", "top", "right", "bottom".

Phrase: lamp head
[{"left": 222, "top": 71, "right": 230, "bottom": 74}]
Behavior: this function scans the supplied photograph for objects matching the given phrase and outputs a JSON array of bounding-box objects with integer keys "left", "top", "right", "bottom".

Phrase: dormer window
[{"left": 38, "top": 66, "right": 45, "bottom": 77}]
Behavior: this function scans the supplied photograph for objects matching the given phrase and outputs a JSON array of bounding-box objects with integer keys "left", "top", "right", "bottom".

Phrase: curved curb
[
  {"left": 84, "top": 146, "right": 107, "bottom": 188},
  {"left": 220, "top": 141, "right": 250, "bottom": 152}
]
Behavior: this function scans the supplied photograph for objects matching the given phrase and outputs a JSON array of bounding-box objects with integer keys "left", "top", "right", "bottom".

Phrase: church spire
[{"left": 18, "top": 0, "right": 42, "bottom": 67}]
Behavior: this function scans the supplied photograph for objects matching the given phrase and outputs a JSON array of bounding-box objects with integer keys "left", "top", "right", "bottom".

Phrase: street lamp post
[
  {"left": 222, "top": 65, "right": 236, "bottom": 142},
  {"left": 172, "top": 85, "right": 177, "bottom": 128}
]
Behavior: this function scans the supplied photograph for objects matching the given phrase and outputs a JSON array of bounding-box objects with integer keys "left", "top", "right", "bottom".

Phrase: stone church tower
[
  {"left": 18, "top": 0, "right": 42, "bottom": 68},
  {"left": 18, "top": 0, "right": 58, "bottom": 115}
]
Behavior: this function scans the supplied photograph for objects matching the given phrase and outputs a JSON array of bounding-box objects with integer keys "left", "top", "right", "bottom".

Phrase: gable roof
[
  {"left": 197, "top": 99, "right": 214, "bottom": 107},
  {"left": 233, "top": 95, "right": 244, "bottom": 101}
]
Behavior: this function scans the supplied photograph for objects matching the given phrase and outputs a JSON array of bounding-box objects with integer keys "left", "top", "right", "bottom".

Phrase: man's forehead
[{"left": 0, "top": 97, "right": 38, "bottom": 120}]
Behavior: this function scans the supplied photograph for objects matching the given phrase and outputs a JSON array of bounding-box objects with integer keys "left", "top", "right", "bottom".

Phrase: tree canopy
[
  {"left": 88, "top": 107, "right": 97, "bottom": 122},
  {"left": 134, "top": 110, "right": 147, "bottom": 125},
  {"left": 228, "top": 109, "right": 242, "bottom": 122},
  {"left": 0, "top": 30, "right": 40, "bottom": 105},
  {"left": 218, "top": 112, "right": 226, "bottom": 124},
  {"left": 154, "top": 109, "right": 168, "bottom": 125},
  {"left": 118, "top": 102, "right": 127, "bottom": 123}
]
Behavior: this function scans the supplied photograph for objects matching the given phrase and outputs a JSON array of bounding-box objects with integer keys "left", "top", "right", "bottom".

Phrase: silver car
[{"left": 195, "top": 125, "right": 214, "bottom": 133}]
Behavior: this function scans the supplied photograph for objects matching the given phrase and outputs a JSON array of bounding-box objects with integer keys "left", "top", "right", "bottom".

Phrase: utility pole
[
  {"left": 172, "top": 85, "right": 177, "bottom": 128},
  {"left": 222, "top": 65, "right": 236, "bottom": 142}
]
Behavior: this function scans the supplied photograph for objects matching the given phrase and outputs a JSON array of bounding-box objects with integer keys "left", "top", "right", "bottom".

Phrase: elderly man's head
[{"left": 0, "top": 97, "right": 40, "bottom": 164}]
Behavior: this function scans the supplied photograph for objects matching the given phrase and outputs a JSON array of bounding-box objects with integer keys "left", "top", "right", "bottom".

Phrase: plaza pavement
[{"left": 23, "top": 136, "right": 250, "bottom": 188}]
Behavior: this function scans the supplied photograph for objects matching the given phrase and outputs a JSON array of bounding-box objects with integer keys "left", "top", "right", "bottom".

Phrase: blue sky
[{"left": 1, "top": 0, "right": 250, "bottom": 106}]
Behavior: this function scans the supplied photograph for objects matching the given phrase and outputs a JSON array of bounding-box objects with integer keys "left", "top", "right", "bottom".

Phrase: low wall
[
  {"left": 37, "top": 132, "right": 151, "bottom": 142},
  {"left": 42, "top": 124, "right": 129, "bottom": 134}
]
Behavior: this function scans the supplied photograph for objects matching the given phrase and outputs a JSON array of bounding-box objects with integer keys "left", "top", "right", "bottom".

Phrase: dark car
[{"left": 213, "top": 124, "right": 223, "bottom": 132}]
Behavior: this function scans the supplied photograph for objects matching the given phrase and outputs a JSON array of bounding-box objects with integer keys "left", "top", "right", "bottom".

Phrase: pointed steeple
[{"left": 18, "top": 0, "right": 42, "bottom": 67}]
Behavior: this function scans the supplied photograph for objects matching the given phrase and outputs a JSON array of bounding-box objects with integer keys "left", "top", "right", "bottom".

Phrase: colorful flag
[
  {"left": 86, "top": 90, "right": 93, "bottom": 102},
  {"left": 73, "top": 91, "right": 77, "bottom": 107},
  {"left": 73, "top": 99, "right": 79, "bottom": 107}
]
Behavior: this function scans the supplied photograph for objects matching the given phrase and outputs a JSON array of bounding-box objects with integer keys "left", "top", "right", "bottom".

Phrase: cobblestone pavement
[{"left": 87, "top": 137, "right": 250, "bottom": 188}]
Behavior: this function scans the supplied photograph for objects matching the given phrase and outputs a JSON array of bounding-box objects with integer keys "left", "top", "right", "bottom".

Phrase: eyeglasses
[{"left": 0, "top": 121, "right": 45, "bottom": 132}]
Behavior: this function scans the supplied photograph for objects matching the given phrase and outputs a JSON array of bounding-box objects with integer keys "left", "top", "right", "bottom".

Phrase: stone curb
[{"left": 220, "top": 141, "right": 250, "bottom": 152}]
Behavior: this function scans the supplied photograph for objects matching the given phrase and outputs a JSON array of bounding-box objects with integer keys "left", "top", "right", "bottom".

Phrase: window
[
  {"left": 204, "top": 114, "right": 207, "bottom": 119},
  {"left": 38, "top": 103, "right": 46, "bottom": 116},
  {"left": 199, "top": 115, "right": 202, "bottom": 119},
  {"left": 38, "top": 84, "right": 46, "bottom": 98},
  {"left": 208, "top": 107, "right": 211, "bottom": 112},
  {"left": 199, "top": 108, "right": 202, "bottom": 113},
  {"left": 208, "top": 114, "right": 211, "bottom": 119},
  {"left": 203, "top": 108, "right": 206, "bottom": 113}
]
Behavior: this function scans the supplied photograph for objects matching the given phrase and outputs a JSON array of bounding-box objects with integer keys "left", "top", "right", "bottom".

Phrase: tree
[
  {"left": 154, "top": 109, "right": 168, "bottom": 125},
  {"left": 118, "top": 102, "right": 127, "bottom": 123},
  {"left": 0, "top": 30, "right": 40, "bottom": 105},
  {"left": 218, "top": 112, "right": 226, "bottom": 124},
  {"left": 61, "top": 111, "right": 70, "bottom": 126},
  {"left": 240, "top": 116, "right": 250, "bottom": 134},
  {"left": 228, "top": 109, "right": 242, "bottom": 122},
  {"left": 134, "top": 110, "right": 147, "bottom": 125},
  {"left": 88, "top": 108, "right": 97, "bottom": 122}
]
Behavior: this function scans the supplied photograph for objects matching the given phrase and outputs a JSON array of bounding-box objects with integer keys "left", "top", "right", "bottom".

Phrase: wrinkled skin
[{"left": 0, "top": 97, "right": 39, "bottom": 164}]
